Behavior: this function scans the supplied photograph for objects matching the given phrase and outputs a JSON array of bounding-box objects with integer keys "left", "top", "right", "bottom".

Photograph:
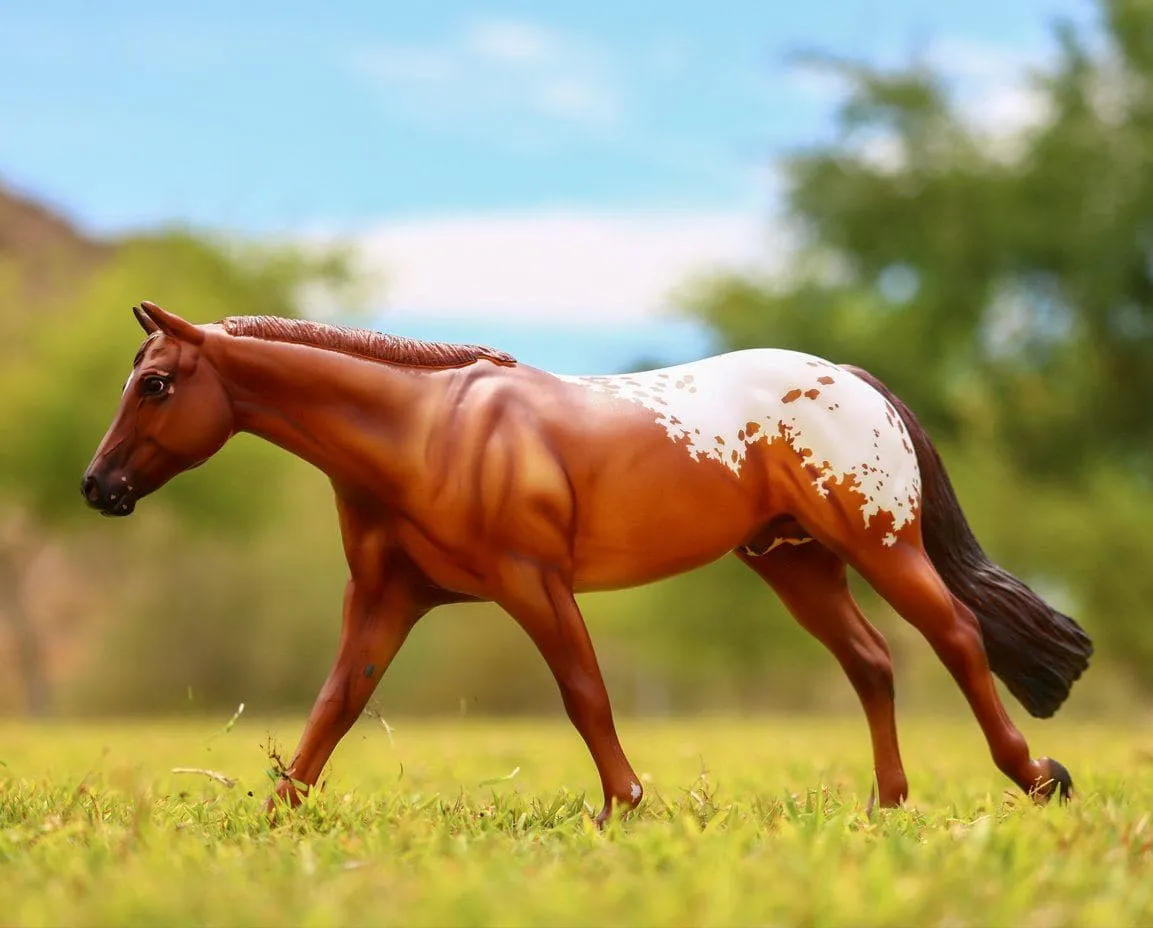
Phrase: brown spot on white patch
[
  {"left": 731, "top": 449, "right": 739, "bottom": 463},
  {"left": 737, "top": 429, "right": 746, "bottom": 441},
  {"left": 714, "top": 435, "right": 725, "bottom": 445},
  {"left": 745, "top": 421, "right": 760, "bottom": 436},
  {"left": 804, "top": 388, "right": 820, "bottom": 400},
  {"left": 782, "top": 388, "right": 803, "bottom": 403},
  {"left": 818, "top": 375, "right": 835, "bottom": 385}
]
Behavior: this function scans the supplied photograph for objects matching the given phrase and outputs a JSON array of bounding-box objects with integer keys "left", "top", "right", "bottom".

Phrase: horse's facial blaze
[{"left": 81, "top": 323, "right": 234, "bottom": 517}]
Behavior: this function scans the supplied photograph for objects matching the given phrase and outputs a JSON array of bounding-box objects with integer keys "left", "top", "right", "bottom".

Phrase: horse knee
[{"left": 927, "top": 611, "right": 988, "bottom": 679}]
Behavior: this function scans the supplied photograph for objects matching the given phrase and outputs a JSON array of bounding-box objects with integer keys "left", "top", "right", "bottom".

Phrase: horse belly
[{"left": 569, "top": 448, "right": 764, "bottom": 592}]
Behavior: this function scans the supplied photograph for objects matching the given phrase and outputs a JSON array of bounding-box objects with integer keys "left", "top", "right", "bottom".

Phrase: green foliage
[
  {"left": 1, "top": 716, "right": 1151, "bottom": 926},
  {"left": 727, "top": 3, "right": 1153, "bottom": 474}
]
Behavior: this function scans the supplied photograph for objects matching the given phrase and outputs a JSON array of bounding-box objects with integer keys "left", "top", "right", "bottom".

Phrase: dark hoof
[{"left": 1037, "top": 757, "right": 1074, "bottom": 804}]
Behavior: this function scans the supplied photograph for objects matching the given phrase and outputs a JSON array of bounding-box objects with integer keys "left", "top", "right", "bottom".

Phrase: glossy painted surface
[{"left": 560, "top": 349, "right": 920, "bottom": 538}]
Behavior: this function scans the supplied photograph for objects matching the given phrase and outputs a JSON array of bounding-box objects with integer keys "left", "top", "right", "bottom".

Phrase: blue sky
[{"left": 1, "top": 0, "right": 1091, "bottom": 371}]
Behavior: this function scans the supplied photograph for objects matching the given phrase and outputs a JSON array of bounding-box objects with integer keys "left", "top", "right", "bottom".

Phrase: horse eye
[{"left": 140, "top": 376, "right": 169, "bottom": 397}]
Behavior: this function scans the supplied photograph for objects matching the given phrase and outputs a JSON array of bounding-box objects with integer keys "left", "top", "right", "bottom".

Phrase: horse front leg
[
  {"left": 267, "top": 571, "right": 424, "bottom": 813},
  {"left": 496, "top": 559, "right": 642, "bottom": 826}
]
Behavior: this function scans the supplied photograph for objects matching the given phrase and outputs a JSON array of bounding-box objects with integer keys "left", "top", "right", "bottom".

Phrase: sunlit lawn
[{"left": 1, "top": 713, "right": 1151, "bottom": 926}]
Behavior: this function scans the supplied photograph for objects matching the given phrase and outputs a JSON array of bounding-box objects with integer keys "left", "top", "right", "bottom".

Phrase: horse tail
[{"left": 844, "top": 364, "right": 1093, "bottom": 718}]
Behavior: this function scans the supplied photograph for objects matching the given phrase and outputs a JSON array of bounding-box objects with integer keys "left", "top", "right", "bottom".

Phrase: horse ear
[
  {"left": 138, "top": 301, "right": 205, "bottom": 345},
  {"left": 133, "top": 305, "right": 160, "bottom": 335}
]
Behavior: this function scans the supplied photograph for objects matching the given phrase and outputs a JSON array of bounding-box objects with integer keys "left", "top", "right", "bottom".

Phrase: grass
[{"left": 1, "top": 713, "right": 1151, "bottom": 927}]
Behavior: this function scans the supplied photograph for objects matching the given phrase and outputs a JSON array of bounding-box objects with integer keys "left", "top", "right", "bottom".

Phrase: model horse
[{"left": 82, "top": 302, "right": 1092, "bottom": 820}]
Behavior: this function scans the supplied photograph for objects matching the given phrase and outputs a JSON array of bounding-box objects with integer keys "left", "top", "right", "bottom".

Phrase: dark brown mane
[{"left": 220, "top": 315, "right": 516, "bottom": 369}]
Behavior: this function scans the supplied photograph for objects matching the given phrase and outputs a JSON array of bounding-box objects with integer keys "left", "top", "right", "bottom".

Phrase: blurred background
[{"left": 1, "top": 0, "right": 1150, "bottom": 720}]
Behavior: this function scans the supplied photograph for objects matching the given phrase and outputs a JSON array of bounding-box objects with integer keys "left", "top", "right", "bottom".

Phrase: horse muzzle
[{"left": 80, "top": 472, "right": 139, "bottom": 517}]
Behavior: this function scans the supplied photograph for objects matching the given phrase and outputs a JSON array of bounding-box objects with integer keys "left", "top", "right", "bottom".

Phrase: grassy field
[{"left": 1, "top": 713, "right": 1151, "bottom": 926}]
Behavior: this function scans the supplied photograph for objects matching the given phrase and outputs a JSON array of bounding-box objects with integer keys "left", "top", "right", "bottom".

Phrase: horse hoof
[
  {"left": 1036, "top": 757, "right": 1074, "bottom": 804},
  {"left": 264, "top": 778, "right": 307, "bottom": 822}
]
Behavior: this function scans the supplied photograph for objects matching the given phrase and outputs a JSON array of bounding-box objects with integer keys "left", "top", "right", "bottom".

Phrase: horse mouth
[{"left": 101, "top": 495, "right": 137, "bottom": 517}]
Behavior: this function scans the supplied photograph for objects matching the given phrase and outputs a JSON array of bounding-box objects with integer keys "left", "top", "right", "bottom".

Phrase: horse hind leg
[
  {"left": 737, "top": 539, "right": 909, "bottom": 810},
  {"left": 850, "top": 539, "right": 1072, "bottom": 801}
]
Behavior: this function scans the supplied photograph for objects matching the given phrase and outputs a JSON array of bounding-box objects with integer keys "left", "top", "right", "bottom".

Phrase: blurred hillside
[
  {"left": 0, "top": 183, "right": 114, "bottom": 713},
  {"left": 1, "top": 1, "right": 1152, "bottom": 721},
  {"left": 0, "top": 186, "right": 110, "bottom": 350},
  {"left": 0, "top": 184, "right": 110, "bottom": 293}
]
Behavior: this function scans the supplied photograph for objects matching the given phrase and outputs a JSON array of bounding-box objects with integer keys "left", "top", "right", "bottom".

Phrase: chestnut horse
[{"left": 82, "top": 302, "right": 1092, "bottom": 821}]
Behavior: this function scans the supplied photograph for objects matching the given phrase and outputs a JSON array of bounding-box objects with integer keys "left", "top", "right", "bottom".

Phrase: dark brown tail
[{"left": 845, "top": 365, "right": 1093, "bottom": 718}]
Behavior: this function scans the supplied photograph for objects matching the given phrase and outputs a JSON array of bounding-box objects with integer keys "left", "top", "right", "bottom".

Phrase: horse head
[{"left": 81, "top": 302, "right": 234, "bottom": 516}]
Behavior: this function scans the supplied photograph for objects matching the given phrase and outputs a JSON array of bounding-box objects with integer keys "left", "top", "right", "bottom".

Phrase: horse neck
[{"left": 210, "top": 333, "right": 435, "bottom": 491}]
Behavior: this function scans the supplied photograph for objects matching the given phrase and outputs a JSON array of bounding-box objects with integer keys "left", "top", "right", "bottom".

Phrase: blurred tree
[
  {"left": 0, "top": 228, "right": 350, "bottom": 713},
  {"left": 688, "top": 0, "right": 1153, "bottom": 476},
  {"left": 681, "top": 0, "right": 1153, "bottom": 689}
]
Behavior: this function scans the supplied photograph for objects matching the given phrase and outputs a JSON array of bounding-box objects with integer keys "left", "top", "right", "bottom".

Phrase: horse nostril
[{"left": 81, "top": 475, "right": 102, "bottom": 504}]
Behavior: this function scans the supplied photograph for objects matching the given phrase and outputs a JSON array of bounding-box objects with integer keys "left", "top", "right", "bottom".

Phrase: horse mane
[{"left": 220, "top": 315, "right": 516, "bottom": 369}]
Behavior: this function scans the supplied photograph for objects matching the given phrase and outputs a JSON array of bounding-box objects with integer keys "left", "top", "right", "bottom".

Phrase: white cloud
[
  {"left": 930, "top": 37, "right": 1051, "bottom": 138},
  {"left": 931, "top": 37, "right": 1029, "bottom": 82},
  {"left": 465, "top": 19, "right": 556, "bottom": 66},
  {"left": 534, "top": 75, "right": 620, "bottom": 125},
  {"left": 349, "top": 17, "right": 623, "bottom": 133},
  {"left": 857, "top": 133, "right": 906, "bottom": 172},
  {"left": 808, "top": 37, "right": 1055, "bottom": 172},
  {"left": 356, "top": 46, "right": 454, "bottom": 84},
  {"left": 333, "top": 208, "right": 782, "bottom": 323}
]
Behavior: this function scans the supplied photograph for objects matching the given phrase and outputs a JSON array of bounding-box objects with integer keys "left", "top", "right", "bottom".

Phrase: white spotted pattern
[{"left": 559, "top": 349, "right": 921, "bottom": 541}]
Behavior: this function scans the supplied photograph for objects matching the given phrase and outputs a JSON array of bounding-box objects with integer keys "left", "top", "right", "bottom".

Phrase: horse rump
[{"left": 844, "top": 365, "right": 1093, "bottom": 718}]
